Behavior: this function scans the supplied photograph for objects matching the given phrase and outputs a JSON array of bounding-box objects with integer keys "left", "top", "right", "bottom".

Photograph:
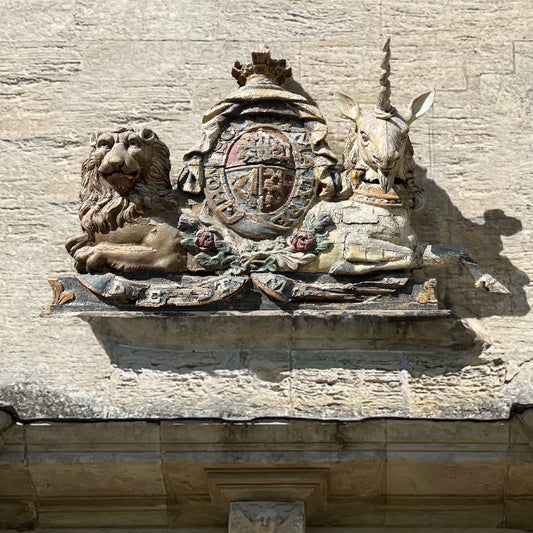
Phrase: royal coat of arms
[{"left": 49, "top": 41, "right": 509, "bottom": 314}]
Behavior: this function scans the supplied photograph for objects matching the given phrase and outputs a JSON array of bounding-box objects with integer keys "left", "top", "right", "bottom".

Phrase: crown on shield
[{"left": 232, "top": 44, "right": 292, "bottom": 87}]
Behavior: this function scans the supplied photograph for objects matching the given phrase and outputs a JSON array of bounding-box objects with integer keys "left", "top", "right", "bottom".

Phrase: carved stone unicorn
[{"left": 306, "top": 39, "right": 508, "bottom": 294}]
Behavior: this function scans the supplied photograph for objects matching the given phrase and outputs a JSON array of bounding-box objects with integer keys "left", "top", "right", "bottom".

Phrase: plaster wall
[{"left": 0, "top": 0, "right": 532, "bottom": 419}]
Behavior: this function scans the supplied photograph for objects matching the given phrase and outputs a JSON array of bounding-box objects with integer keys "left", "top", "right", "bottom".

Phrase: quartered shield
[{"left": 203, "top": 119, "right": 318, "bottom": 239}]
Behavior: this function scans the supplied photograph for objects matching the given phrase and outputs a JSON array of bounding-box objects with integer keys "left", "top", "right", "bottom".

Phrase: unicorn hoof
[{"left": 475, "top": 274, "right": 510, "bottom": 295}]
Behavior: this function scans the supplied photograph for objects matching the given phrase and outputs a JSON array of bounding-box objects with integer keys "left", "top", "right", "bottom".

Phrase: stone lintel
[{"left": 1, "top": 411, "right": 533, "bottom": 529}]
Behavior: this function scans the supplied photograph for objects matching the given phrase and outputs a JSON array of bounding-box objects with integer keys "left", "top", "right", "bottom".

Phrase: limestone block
[
  {"left": 507, "top": 412, "right": 533, "bottom": 498},
  {"left": 0, "top": 501, "right": 36, "bottom": 530},
  {"left": 75, "top": 0, "right": 219, "bottom": 41},
  {"left": 505, "top": 498, "right": 533, "bottom": 530},
  {"left": 25, "top": 422, "right": 166, "bottom": 498},
  {"left": 167, "top": 499, "right": 227, "bottom": 528},
  {"left": 38, "top": 499, "right": 168, "bottom": 528},
  {"left": 0, "top": 463, "right": 33, "bottom": 498},
  {"left": 514, "top": 41, "right": 533, "bottom": 73},
  {"left": 386, "top": 452, "right": 507, "bottom": 497},
  {"left": 81, "top": 41, "right": 186, "bottom": 85},
  {"left": 88, "top": 315, "right": 293, "bottom": 418},
  {"left": 0, "top": 421, "right": 33, "bottom": 498},
  {"left": 0, "top": 43, "right": 81, "bottom": 84},
  {"left": 326, "top": 457, "right": 385, "bottom": 499},
  {"left": 300, "top": 43, "right": 381, "bottom": 86},
  {"left": 384, "top": 503, "right": 505, "bottom": 529},
  {"left": 218, "top": 1, "right": 380, "bottom": 42},
  {"left": 313, "top": 501, "right": 386, "bottom": 527},
  {"left": 387, "top": 420, "right": 510, "bottom": 448},
  {"left": 0, "top": 0, "right": 75, "bottom": 43},
  {"left": 506, "top": 452, "right": 533, "bottom": 497},
  {"left": 290, "top": 362, "right": 409, "bottom": 419}
]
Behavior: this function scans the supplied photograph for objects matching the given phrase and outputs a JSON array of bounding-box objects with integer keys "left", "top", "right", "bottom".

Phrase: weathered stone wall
[{"left": 0, "top": 1, "right": 531, "bottom": 419}]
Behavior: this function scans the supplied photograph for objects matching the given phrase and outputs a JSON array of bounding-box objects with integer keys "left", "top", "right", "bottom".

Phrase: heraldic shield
[
  {"left": 179, "top": 45, "right": 338, "bottom": 240},
  {"left": 204, "top": 121, "right": 318, "bottom": 239}
]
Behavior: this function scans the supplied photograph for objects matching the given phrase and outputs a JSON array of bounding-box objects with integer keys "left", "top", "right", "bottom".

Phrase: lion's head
[{"left": 78, "top": 127, "right": 175, "bottom": 239}]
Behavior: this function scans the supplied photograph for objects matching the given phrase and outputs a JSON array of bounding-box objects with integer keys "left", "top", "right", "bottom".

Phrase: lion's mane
[{"left": 78, "top": 130, "right": 175, "bottom": 240}]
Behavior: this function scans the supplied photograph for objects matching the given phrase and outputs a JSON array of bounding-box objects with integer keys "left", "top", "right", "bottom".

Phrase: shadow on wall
[
  {"left": 412, "top": 165, "right": 529, "bottom": 319},
  {"left": 79, "top": 165, "right": 527, "bottom": 377},
  {"left": 59, "top": 164, "right": 526, "bottom": 383},
  {"left": 85, "top": 312, "right": 490, "bottom": 378}
]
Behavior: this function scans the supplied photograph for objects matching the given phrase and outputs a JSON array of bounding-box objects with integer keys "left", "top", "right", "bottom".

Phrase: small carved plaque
[{"left": 229, "top": 501, "right": 305, "bottom": 533}]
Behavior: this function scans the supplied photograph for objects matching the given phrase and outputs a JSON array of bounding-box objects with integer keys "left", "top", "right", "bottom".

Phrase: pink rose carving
[
  {"left": 195, "top": 228, "right": 219, "bottom": 252},
  {"left": 287, "top": 229, "right": 316, "bottom": 252}
]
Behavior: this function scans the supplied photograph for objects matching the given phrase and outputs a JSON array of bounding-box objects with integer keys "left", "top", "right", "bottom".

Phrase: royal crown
[{"left": 232, "top": 44, "right": 292, "bottom": 86}]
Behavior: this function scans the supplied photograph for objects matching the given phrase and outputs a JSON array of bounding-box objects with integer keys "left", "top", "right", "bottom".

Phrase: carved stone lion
[{"left": 65, "top": 127, "right": 186, "bottom": 273}]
